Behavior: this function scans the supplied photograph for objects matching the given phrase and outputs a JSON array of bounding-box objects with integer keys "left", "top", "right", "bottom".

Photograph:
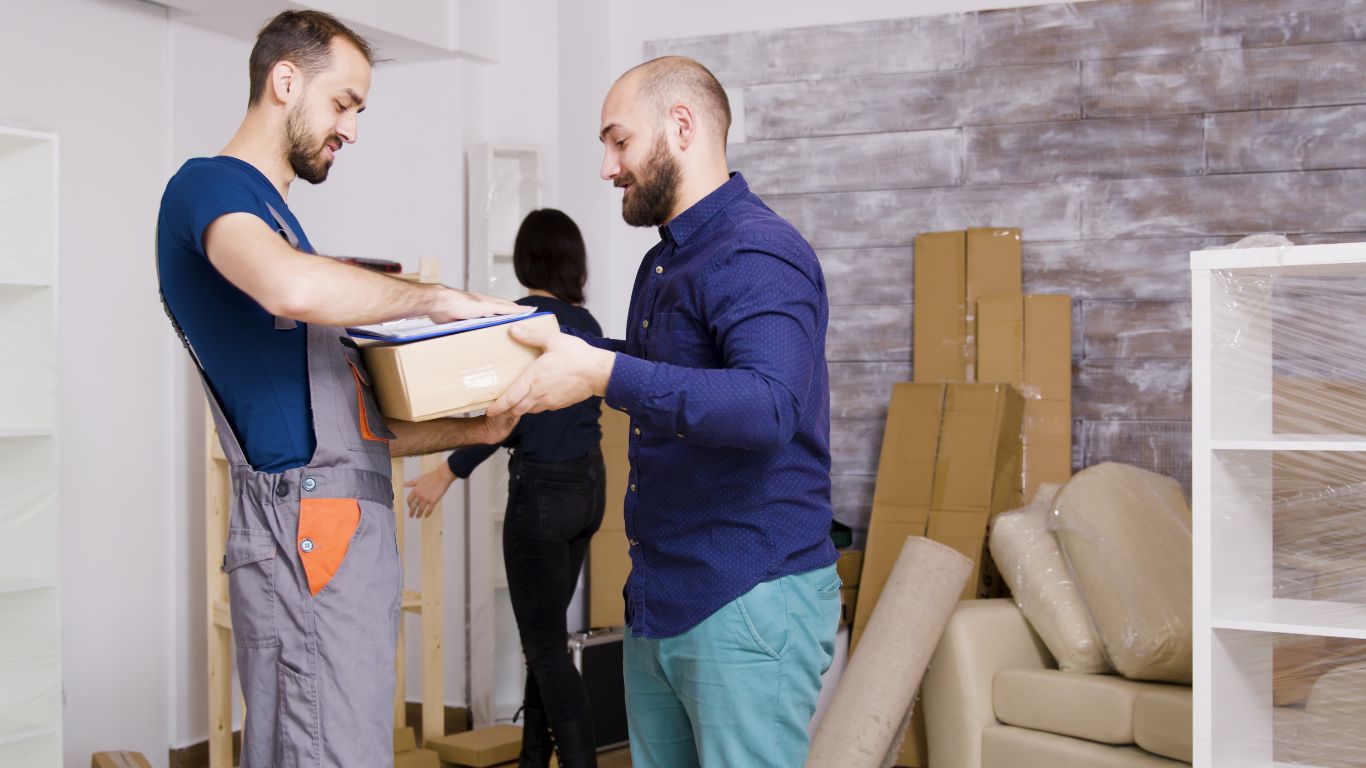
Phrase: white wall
[{"left": 0, "top": 0, "right": 175, "bottom": 764}]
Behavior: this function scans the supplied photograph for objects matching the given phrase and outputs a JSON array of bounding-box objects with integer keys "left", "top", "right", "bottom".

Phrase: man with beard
[
  {"left": 156, "top": 10, "right": 520, "bottom": 767},
  {"left": 489, "top": 56, "right": 840, "bottom": 767}
]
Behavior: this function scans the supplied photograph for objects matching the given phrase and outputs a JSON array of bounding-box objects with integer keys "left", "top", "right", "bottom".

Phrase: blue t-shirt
[{"left": 157, "top": 156, "right": 316, "bottom": 473}]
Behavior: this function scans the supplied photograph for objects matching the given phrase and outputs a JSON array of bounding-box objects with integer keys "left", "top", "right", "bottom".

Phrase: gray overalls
[{"left": 163, "top": 209, "right": 403, "bottom": 767}]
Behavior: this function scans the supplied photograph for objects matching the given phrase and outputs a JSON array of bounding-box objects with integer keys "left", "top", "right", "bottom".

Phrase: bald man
[{"left": 489, "top": 57, "right": 840, "bottom": 767}]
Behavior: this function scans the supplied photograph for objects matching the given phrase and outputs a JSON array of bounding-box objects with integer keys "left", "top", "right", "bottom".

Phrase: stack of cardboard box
[
  {"left": 912, "top": 227, "right": 1073, "bottom": 501},
  {"left": 857, "top": 228, "right": 1073, "bottom": 766},
  {"left": 851, "top": 381, "right": 1024, "bottom": 651},
  {"left": 588, "top": 407, "right": 632, "bottom": 629}
]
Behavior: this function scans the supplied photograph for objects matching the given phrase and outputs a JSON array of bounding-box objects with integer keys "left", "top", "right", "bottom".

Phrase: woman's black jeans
[{"left": 505, "top": 450, "right": 606, "bottom": 766}]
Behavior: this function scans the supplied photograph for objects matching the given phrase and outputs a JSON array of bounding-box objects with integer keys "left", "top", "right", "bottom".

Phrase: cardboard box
[
  {"left": 913, "top": 231, "right": 967, "bottom": 382},
  {"left": 599, "top": 407, "right": 631, "bottom": 533},
  {"left": 425, "top": 725, "right": 522, "bottom": 767},
  {"left": 977, "top": 295, "right": 1073, "bottom": 500},
  {"left": 92, "top": 754, "right": 151, "bottom": 768},
  {"left": 976, "top": 296, "right": 1024, "bottom": 384},
  {"left": 395, "top": 727, "right": 419, "bottom": 753},
  {"left": 393, "top": 749, "right": 441, "bottom": 768},
  {"left": 589, "top": 531, "right": 631, "bottom": 629},
  {"left": 836, "top": 548, "right": 864, "bottom": 587},
  {"left": 966, "top": 228, "right": 1023, "bottom": 304},
  {"left": 897, "top": 708, "right": 929, "bottom": 767},
  {"left": 931, "top": 384, "right": 1025, "bottom": 513},
  {"left": 928, "top": 510, "right": 991, "bottom": 601},
  {"left": 360, "top": 313, "right": 559, "bottom": 421},
  {"left": 965, "top": 228, "right": 1023, "bottom": 381},
  {"left": 873, "top": 383, "right": 946, "bottom": 509},
  {"left": 589, "top": 406, "right": 633, "bottom": 628},
  {"left": 851, "top": 516, "right": 928, "bottom": 647},
  {"left": 1023, "top": 295, "right": 1072, "bottom": 401}
]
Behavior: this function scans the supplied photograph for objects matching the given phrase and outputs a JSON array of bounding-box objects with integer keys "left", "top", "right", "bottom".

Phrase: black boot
[
  {"left": 550, "top": 717, "right": 598, "bottom": 768},
  {"left": 519, "top": 706, "right": 554, "bottom": 768}
]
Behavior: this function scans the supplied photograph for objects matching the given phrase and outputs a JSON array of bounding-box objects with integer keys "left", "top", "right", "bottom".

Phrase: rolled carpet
[{"left": 807, "top": 536, "right": 973, "bottom": 768}]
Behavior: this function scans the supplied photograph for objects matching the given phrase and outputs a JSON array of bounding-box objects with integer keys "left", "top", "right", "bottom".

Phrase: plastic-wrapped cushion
[
  {"left": 989, "top": 484, "right": 1109, "bottom": 673},
  {"left": 1051, "top": 463, "right": 1193, "bottom": 683},
  {"left": 1289, "top": 661, "right": 1366, "bottom": 768}
]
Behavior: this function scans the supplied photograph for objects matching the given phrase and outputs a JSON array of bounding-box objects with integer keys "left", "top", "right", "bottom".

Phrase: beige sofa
[{"left": 922, "top": 600, "right": 1192, "bottom": 768}]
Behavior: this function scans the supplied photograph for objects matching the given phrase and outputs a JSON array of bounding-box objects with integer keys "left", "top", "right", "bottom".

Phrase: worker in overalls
[{"left": 156, "top": 10, "right": 521, "bottom": 766}]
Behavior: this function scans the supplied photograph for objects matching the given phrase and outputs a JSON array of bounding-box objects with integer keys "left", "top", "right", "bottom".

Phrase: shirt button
[
  {"left": 633, "top": 427, "right": 641, "bottom": 436},
  {"left": 275, "top": 480, "right": 289, "bottom": 497},
  {"left": 655, "top": 265, "right": 664, "bottom": 274},
  {"left": 641, "top": 319, "right": 649, "bottom": 329},
  {"left": 629, "top": 538, "right": 639, "bottom": 546},
  {"left": 302, "top": 477, "right": 317, "bottom": 492},
  {"left": 630, "top": 483, "right": 637, "bottom": 492},
  {"left": 677, "top": 433, "right": 685, "bottom": 439},
  {"left": 300, "top": 538, "right": 314, "bottom": 553}
]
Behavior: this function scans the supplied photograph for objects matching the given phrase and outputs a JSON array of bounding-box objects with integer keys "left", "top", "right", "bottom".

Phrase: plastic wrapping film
[
  {"left": 1206, "top": 249, "right": 1366, "bottom": 767},
  {"left": 988, "top": 482, "right": 1110, "bottom": 673},
  {"left": 1049, "top": 462, "right": 1193, "bottom": 684}
]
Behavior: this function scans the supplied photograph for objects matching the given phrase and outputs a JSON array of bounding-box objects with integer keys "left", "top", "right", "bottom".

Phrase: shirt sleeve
[
  {"left": 447, "top": 444, "right": 500, "bottom": 479},
  {"left": 563, "top": 325, "right": 626, "bottom": 353},
  {"left": 161, "top": 162, "right": 267, "bottom": 257},
  {"left": 605, "top": 247, "right": 823, "bottom": 451}
]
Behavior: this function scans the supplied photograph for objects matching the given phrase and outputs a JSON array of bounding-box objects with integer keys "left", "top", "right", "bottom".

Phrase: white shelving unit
[
  {"left": 0, "top": 125, "right": 60, "bottom": 767},
  {"left": 1193, "top": 241, "right": 1366, "bottom": 768},
  {"left": 466, "top": 143, "right": 541, "bottom": 726}
]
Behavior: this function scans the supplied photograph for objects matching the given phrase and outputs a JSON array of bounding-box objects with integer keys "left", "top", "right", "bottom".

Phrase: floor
[{"left": 599, "top": 747, "right": 634, "bottom": 767}]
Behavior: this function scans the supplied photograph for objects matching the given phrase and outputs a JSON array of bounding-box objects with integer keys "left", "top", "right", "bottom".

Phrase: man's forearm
[
  {"left": 386, "top": 416, "right": 509, "bottom": 458},
  {"left": 277, "top": 253, "right": 446, "bottom": 326}
]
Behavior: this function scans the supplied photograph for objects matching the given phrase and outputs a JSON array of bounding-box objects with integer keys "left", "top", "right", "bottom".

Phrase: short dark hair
[
  {"left": 248, "top": 10, "right": 376, "bottom": 107},
  {"left": 513, "top": 209, "right": 588, "bottom": 305},
  {"left": 629, "top": 56, "right": 732, "bottom": 146}
]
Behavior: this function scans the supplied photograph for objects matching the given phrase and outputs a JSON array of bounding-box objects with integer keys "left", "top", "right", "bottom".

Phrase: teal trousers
[{"left": 623, "top": 564, "right": 841, "bottom": 767}]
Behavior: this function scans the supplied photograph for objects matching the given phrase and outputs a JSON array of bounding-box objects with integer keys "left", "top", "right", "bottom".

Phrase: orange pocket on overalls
[{"left": 298, "top": 498, "right": 362, "bottom": 596}]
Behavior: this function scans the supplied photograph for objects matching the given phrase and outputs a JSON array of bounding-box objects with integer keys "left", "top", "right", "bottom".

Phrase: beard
[
  {"left": 618, "top": 133, "right": 681, "bottom": 228},
  {"left": 285, "top": 101, "right": 337, "bottom": 185}
]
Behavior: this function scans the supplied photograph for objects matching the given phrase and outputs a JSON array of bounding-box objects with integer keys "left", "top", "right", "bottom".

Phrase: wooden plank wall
[{"left": 646, "top": 0, "right": 1366, "bottom": 530}]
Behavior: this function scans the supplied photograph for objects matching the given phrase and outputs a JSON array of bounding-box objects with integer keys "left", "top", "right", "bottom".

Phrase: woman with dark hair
[{"left": 406, "top": 209, "right": 605, "bottom": 768}]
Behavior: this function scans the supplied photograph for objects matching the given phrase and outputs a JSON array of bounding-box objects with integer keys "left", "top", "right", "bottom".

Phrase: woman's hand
[{"left": 404, "top": 461, "right": 456, "bottom": 518}]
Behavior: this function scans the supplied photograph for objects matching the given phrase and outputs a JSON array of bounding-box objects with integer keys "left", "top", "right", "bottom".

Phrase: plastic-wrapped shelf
[{"left": 1193, "top": 241, "right": 1366, "bottom": 767}]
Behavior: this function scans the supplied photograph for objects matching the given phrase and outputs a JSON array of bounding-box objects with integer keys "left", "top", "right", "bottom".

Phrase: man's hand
[
  {"left": 429, "top": 287, "right": 523, "bottom": 323},
  {"left": 473, "top": 409, "right": 521, "bottom": 444},
  {"left": 405, "top": 462, "right": 455, "bottom": 518},
  {"left": 385, "top": 410, "right": 520, "bottom": 457},
  {"left": 487, "top": 322, "right": 616, "bottom": 417}
]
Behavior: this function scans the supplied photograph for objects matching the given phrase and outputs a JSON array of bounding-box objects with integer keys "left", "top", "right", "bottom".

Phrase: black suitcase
[{"left": 568, "top": 627, "right": 629, "bottom": 751}]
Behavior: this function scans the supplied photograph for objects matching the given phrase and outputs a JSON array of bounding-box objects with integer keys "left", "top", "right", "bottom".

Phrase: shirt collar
[{"left": 660, "top": 172, "right": 748, "bottom": 246}]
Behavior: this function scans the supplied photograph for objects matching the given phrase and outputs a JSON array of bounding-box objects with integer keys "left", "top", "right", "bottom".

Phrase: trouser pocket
[
  {"left": 276, "top": 662, "right": 322, "bottom": 768},
  {"left": 225, "top": 528, "right": 279, "bottom": 648}
]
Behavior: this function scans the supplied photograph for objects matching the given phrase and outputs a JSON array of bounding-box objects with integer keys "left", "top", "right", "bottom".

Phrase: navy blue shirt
[
  {"left": 157, "top": 156, "right": 316, "bottom": 473},
  {"left": 447, "top": 295, "right": 604, "bottom": 477},
  {"left": 590, "top": 173, "right": 837, "bottom": 638}
]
